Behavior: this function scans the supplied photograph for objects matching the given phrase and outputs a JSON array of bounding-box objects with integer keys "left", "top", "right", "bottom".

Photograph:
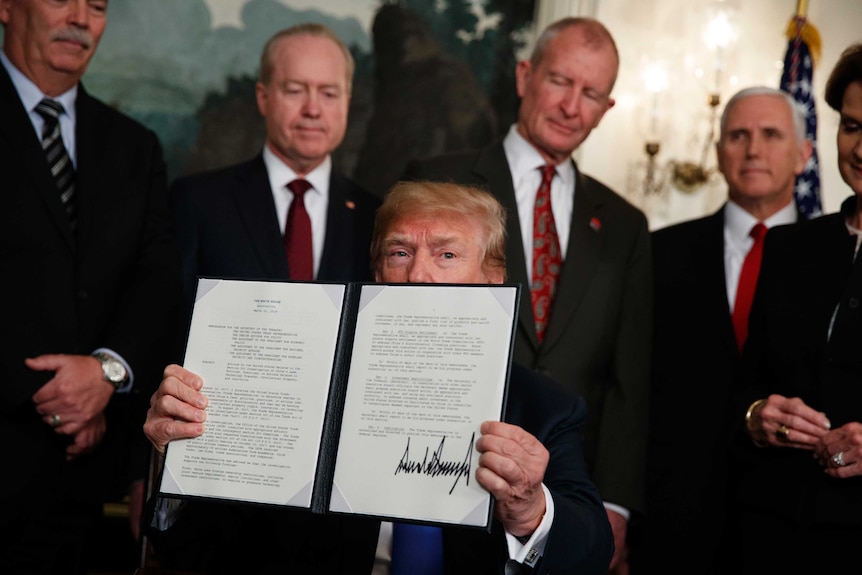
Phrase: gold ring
[
  {"left": 776, "top": 424, "right": 790, "bottom": 440},
  {"left": 50, "top": 414, "right": 62, "bottom": 428}
]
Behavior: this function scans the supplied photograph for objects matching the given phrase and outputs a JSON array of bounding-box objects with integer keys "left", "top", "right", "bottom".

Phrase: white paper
[
  {"left": 160, "top": 279, "right": 344, "bottom": 506},
  {"left": 330, "top": 284, "right": 516, "bottom": 527}
]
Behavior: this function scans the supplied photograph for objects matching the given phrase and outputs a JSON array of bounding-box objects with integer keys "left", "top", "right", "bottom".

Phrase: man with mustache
[
  {"left": 0, "top": 1, "right": 181, "bottom": 574},
  {"left": 405, "top": 17, "right": 651, "bottom": 571}
]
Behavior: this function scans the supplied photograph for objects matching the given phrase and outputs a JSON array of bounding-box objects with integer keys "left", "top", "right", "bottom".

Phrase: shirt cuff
[
  {"left": 504, "top": 483, "right": 554, "bottom": 568},
  {"left": 603, "top": 501, "right": 630, "bottom": 521}
]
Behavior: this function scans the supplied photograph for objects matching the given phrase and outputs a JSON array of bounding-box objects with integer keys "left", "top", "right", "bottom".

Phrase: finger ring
[
  {"left": 776, "top": 424, "right": 790, "bottom": 440},
  {"left": 50, "top": 414, "right": 62, "bottom": 428},
  {"left": 833, "top": 451, "right": 846, "bottom": 467}
]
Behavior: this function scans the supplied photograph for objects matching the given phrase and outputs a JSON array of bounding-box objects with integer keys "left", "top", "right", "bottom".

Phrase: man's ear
[
  {"left": 485, "top": 267, "right": 506, "bottom": 285},
  {"left": 795, "top": 138, "right": 814, "bottom": 176},
  {"left": 515, "top": 60, "right": 532, "bottom": 99}
]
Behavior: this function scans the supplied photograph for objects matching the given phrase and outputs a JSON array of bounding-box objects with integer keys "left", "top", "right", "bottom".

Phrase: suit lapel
[
  {"left": 700, "top": 206, "right": 739, "bottom": 356},
  {"left": 540, "top": 164, "right": 601, "bottom": 350},
  {"left": 319, "top": 170, "right": 353, "bottom": 279},
  {"left": 234, "top": 156, "right": 289, "bottom": 277},
  {"left": 472, "top": 144, "right": 539, "bottom": 347},
  {"left": 0, "top": 65, "right": 75, "bottom": 251},
  {"left": 74, "top": 85, "right": 109, "bottom": 255}
]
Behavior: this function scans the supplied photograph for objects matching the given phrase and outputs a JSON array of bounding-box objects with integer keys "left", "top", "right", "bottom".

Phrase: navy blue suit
[{"left": 149, "top": 363, "right": 613, "bottom": 574}]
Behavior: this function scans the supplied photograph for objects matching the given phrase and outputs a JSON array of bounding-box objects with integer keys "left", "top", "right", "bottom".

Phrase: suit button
[
  {"left": 77, "top": 289, "right": 88, "bottom": 300},
  {"left": 849, "top": 297, "right": 860, "bottom": 309}
]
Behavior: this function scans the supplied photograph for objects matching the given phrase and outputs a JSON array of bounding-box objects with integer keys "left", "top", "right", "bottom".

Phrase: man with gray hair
[{"left": 640, "top": 86, "right": 812, "bottom": 573}]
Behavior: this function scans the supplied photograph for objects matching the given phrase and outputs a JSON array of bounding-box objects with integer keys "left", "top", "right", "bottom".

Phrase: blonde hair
[{"left": 371, "top": 181, "right": 507, "bottom": 280}]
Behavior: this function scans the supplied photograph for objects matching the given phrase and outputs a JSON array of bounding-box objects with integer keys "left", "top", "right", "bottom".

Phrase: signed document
[{"left": 159, "top": 279, "right": 519, "bottom": 530}]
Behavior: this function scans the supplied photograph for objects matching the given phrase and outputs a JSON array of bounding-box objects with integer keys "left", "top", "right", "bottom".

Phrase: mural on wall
[{"left": 29, "top": 0, "right": 535, "bottom": 196}]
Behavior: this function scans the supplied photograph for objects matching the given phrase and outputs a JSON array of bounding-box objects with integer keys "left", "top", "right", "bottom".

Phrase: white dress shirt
[
  {"left": 1, "top": 51, "right": 78, "bottom": 167},
  {"left": 502, "top": 125, "right": 575, "bottom": 278},
  {"left": 263, "top": 146, "right": 331, "bottom": 279},
  {"left": 724, "top": 200, "right": 798, "bottom": 312}
]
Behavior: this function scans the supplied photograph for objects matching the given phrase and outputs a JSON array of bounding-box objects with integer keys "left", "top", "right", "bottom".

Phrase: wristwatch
[{"left": 92, "top": 352, "right": 129, "bottom": 389}]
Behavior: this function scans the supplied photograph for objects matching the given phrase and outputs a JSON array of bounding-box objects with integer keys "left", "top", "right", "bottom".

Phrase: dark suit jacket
[
  {"left": 642, "top": 205, "right": 745, "bottom": 571},
  {"left": 149, "top": 363, "right": 613, "bottom": 575},
  {"left": 169, "top": 155, "right": 380, "bottom": 344},
  {"left": 404, "top": 141, "right": 652, "bottom": 514},
  {"left": 0, "top": 64, "right": 181, "bottom": 504},
  {"left": 729, "top": 196, "right": 862, "bottom": 528}
]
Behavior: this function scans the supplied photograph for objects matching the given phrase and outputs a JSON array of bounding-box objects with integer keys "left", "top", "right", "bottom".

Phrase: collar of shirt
[
  {"left": 503, "top": 124, "right": 575, "bottom": 276},
  {"left": 1, "top": 51, "right": 78, "bottom": 166},
  {"left": 263, "top": 146, "right": 331, "bottom": 278},
  {"left": 723, "top": 199, "right": 798, "bottom": 310}
]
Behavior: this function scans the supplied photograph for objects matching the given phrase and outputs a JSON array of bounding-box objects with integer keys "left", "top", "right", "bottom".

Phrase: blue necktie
[{"left": 391, "top": 523, "right": 444, "bottom": 575}]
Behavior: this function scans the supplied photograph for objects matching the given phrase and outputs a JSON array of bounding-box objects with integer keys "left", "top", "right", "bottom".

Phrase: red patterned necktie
[
  {"left": 531, "top": 165, "right": 561, "bottom": 344},
  {"left": 732, "top": 222, "right": 768, "bottom": 352},
  {"left": 284, "top": 179, "right": 313, "bottom": 280}
]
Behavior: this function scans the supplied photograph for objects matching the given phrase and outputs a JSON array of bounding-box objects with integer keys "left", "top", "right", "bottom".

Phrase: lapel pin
[
  {"left": 589, "top": 217, "right": 601, "bottom": 232},
  {"left": 345, "top": 200, "right": 356, "bottom": 210}
]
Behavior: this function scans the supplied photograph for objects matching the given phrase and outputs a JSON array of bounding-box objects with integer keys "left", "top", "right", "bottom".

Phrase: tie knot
[
  {"left": 35, "top": 98, "right": 64, "bottom": 122},
  {"left": 750, "top": 222, "right": 768, "bottom": 241},
  {"left": 287, "top": 178, "right": 312, "bottom": 199},
  {"left": 540, "top": 164, "right": 556, "bottom": 186}
]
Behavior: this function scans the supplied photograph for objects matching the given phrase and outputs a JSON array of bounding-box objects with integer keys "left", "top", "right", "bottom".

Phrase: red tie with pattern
[
  {"left": 284, "top": 179, "right": 313, "bottom": 280},
  {"left": 531, "top": 165, "right": 561, "bottom": 344},
  {"left": 732, "top": 222, "right": 767, "bottom": 352}
]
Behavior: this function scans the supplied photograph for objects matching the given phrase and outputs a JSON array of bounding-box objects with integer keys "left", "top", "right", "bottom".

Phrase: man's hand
[
  {"left": 29, "top": 354, "right": 114, "bottom": 436},
  {"left": 475, "top": 420, "right": 548, "bottom": 538},
  {"left": 65, "top": 412, "right": 107, "bottom": 460},
  {"left": 143, "top": 364, "right": 208, "bottom": 454},
  {"left": 606, "top": 508, "right": 627, "bottom": 572},
  {"left": 745, "top": 394, "right": 830, "bottom": 449}
]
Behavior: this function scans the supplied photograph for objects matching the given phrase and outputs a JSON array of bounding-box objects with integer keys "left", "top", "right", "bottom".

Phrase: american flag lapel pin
[{"left": 589, "top": 217, "right": 601, "bottom": 232}]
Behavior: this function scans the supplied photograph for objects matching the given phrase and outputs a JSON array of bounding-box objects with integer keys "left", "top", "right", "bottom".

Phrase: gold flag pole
[{"left": 795, "top": 0, "right": 809, "bottom": 17}]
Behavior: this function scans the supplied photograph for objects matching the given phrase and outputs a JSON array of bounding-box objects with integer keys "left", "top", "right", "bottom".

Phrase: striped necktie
[{"left": 35, "top": 98, "right": 76, "bottom": 229}]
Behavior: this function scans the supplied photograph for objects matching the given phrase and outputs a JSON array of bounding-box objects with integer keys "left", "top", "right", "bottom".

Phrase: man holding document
[{"left": 144, "top": 181, "right": 613, "bottom": 574}]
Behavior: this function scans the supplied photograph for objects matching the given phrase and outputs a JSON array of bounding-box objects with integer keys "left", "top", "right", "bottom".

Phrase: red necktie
[
  {"left": 284, "top": 179, "right": 313, "bottom": 280},
  {"left": 732, "top": 223, "right": 768, "bottom": 352},
  {"left": 531, "top": 165, "right": 561, "bottom": 344}
]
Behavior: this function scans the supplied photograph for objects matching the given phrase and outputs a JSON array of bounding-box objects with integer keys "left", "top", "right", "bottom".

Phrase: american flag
[{"left": 780, "top": 15, "right": 822, "bottom": 219}]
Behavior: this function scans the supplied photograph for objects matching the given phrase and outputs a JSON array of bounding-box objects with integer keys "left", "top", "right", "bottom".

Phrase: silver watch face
[{"left": 103, "top": 359, "right": 127, "bottom": 383}]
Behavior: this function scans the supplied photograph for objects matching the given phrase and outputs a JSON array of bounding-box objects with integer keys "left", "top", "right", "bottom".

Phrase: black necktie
[{"left": 35, "top": 98, "right": 76, "bottom": 229}]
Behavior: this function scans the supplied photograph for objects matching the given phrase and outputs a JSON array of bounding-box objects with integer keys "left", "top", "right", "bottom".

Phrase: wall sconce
[{"left": 633, "top": 0, "right": 739, "bottom": 200}]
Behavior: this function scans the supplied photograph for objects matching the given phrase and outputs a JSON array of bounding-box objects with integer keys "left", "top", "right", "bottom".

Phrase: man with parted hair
[
  {"left": 405, "top": 17, "right": 651, "bottom": 570},
  {"left": 640, "top": 86, "right": 812, "bottom": 573},
  {"left": 146, "top": 21, "right": 381, "bottom": 573},
  {"left": 145, "top": 180, "right": 615, "bottom": 574}
]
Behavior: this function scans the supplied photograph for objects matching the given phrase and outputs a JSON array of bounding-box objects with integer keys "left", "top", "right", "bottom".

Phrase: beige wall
[{"left": 534, "top": 0, "right": 862, "bottom": 229}]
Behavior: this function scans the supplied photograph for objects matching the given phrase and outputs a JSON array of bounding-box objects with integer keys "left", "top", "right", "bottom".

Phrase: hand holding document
[{"left": 159, "top": 278, "right": 519, "bottom": 530}]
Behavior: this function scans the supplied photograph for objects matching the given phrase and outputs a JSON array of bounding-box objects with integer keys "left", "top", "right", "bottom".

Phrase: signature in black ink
[{"left": 394, "top": 433, "right": 474, "bottom": 494}]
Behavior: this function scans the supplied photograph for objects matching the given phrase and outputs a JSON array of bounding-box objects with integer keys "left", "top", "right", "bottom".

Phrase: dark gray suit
[
  {"left": 0, "top": 62, "right": 181, "bottom": 573},
  {"left": 405, "top": 140, "right": 652, "bottom": 516}
]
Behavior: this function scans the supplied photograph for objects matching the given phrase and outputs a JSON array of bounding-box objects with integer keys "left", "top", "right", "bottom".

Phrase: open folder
[{"left": 158, "top": 278, "right": 519, "bottom": 531}]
